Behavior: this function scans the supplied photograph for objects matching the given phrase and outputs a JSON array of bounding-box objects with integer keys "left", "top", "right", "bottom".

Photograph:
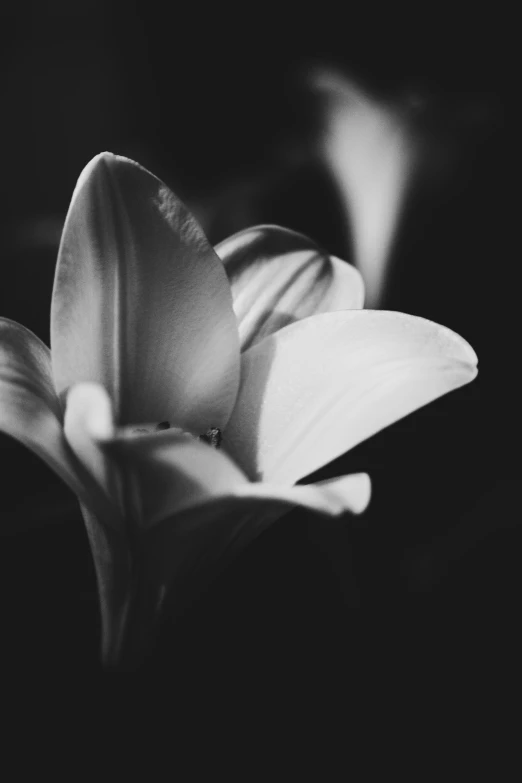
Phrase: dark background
[{"left": 0, "top": 4, "right": 517, "bottom": 684}]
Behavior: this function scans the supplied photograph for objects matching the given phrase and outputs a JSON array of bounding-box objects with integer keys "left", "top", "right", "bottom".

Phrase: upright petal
[
  {"left": 224, "top": 310, "right": 478, "bottom": 484},
  {"left": 215, "top": 225, "right": 364, "bottom": 350},
  {"left": 51, "top": 152, "right": 240, "bottom": 433},
  {"left": 0, "top": 318, "right": 108, "bottom": 515}
]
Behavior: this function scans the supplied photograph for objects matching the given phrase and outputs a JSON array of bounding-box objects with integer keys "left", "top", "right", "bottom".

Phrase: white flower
[{"left": 0, "top": 153, "right": 477, "bottom": 667}]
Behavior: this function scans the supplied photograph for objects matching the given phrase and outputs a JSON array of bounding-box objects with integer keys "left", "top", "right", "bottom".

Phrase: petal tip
[
  {"left": 72, "top": 152, "right": 117, "bottom": 199},
  {"left": 352, "top": 472, "right": 372, "bottom": 514},
  {"left": 74, "top": 151, "right": 139, "bottom": 191},
  {"left": 435, "top": 319, "right": 478, "bottom": 368},
  {"left": 332, "top": 472, "right": 371, "bottom": 515},
  {"left": 439, "top": 324, "right": 479, "bottom": 377},
  {"left": 92, "top": 150, "right": 118, "bottom": 164}
]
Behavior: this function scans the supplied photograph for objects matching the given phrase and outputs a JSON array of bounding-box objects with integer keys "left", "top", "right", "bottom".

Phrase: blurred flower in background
[{"left": 306, "top": 66, "right": 418, "bottom": 308}]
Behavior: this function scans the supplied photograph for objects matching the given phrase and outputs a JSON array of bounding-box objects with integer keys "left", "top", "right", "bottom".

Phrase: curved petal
[
  {"left": 103, "top": 429, "right": 249, "bottom": 529},
  {"left": 224, "top": 310, "right": 478, "bottom": 484},
  {"left": 233, "top": 472, "right": 371, "bottom": 517},
  {"left": 0, "top": 318, "right": 108, "bottom": 515},
  {"left": 215, "top": 224, "right": 364, "bottom": 350},
  {"left": 51, "top": 152, "right": 240, "bottom": 433}
]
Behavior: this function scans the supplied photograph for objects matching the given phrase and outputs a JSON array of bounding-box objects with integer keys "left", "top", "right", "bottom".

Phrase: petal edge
[{"left": 216, "top": 224, "right": 364, "bottom": 350}]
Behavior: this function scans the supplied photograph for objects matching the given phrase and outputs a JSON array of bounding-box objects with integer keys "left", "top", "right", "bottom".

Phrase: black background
[{"left": 0, "top": 4, "right": 517, "bottom": 686}]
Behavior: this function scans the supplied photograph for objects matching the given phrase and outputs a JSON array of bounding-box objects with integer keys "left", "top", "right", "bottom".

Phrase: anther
[
  {"left": 199, "top": 427, "right": 222, "bottom": 449},
  {"left": 156, "top": 421, "right": 170, "bottom": 431}
]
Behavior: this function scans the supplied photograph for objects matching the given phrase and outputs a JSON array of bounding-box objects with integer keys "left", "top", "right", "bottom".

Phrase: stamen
[{"left": 199, "top": 427, "right": 222, "bottom": 449}]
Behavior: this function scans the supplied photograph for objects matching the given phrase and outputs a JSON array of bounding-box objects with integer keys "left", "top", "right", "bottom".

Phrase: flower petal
[
  {"left": 215, "top": 224, "right": 364, "bottom": 350},
  {"left": 0, "top": 318, "right": 108, "bottom": 513},
  {"left": 103, "top": 430, "right": 249, "bottom": 529},
  {"left": 105, "top": 419, "right": 371, "bottom": 524},
  {"left": 224, "top": 310, "right": 478, "bottom": 484},
  {"left": 51, "top": 152, "right": 240, "bottom": 432},
  {"left": 232, "top": 472, "right": 371, "bottom": 517}
]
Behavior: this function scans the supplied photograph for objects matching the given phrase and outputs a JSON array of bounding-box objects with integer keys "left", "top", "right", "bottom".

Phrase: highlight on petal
[
  {"left": 64, "top": 383, "right": 118, "bottom": 513},
  {"left": 51, "top": 152, "right": 240, "bottom": 434},
  {"left": 224, "top": 310, "right": 478, "bottom": 485},
  {"left": 308, "top": 67, "right": 418, "bottom": 307},
  {"left": 215, "top": 224, "right": 365, "bottom": 350},
  {"left": 0, "top": 318, "right": 102, "bottom": 509}
]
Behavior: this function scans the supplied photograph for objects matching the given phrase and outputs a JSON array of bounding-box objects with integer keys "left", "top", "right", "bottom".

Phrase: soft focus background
[{"left": 0, "top": 4, "right": 517, "bottom": 683}]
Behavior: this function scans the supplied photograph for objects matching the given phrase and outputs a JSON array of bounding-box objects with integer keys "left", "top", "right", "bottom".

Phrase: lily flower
[{"left": 0, "top": 153, "right": 477, "bottom": 668}]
